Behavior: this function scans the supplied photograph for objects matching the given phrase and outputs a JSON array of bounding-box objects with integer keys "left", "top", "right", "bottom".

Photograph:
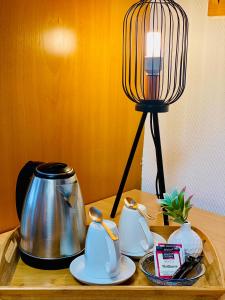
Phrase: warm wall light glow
[
  {"left": 146, "top": 32, "right": 161, "bottom": 57},
  {"left": 43, "top": 27, "right": 76, "bottom": 55}
]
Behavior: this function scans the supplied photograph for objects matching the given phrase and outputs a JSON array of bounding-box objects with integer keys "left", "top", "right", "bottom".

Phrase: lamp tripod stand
[{"left": 110, "top": 104, "right": 169, "bottom": 225}]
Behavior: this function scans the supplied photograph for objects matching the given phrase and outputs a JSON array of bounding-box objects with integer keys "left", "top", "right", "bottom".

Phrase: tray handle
[{"left": 0, "top": 227, "right": 20, "bottom": 285}]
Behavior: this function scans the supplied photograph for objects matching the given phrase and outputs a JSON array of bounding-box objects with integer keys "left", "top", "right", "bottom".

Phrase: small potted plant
[{"left": 160, "top": 187, "right": 203, "bottom": 257}]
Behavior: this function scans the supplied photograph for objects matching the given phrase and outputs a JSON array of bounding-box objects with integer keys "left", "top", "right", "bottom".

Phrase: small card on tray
[
  {"left": 154, "top": 244, "right": 185, "bottom": 279},
  {"left": 158, "top": 243, "right": 185, "bottom": 264}
]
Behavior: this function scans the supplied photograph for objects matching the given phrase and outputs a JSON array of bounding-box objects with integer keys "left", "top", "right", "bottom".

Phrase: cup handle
[
  {"left": 139, "top": 217, "right": 154, "bottom": 251},
  {"left": 105, "top": 234, "right": 118, "bottom": 274}
]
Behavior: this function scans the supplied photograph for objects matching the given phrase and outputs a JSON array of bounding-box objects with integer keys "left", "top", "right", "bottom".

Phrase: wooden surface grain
[
  {"left": 0, "top": 0, "right": 142, "bottom": 233},
  {"left": 0, "top": 190, "right": 224, "bottom": 300}
]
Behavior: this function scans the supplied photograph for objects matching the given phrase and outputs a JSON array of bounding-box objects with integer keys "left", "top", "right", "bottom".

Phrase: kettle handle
[{"left": 16, "top": 161, "right": 43, "bottom": 221}]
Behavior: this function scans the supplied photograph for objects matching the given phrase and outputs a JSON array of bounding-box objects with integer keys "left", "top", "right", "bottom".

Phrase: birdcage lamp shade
[{"left": 122, "top": 0, "right": 188, "bottom": 112}]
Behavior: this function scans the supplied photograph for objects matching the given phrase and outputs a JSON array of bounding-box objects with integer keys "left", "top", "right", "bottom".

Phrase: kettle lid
[{"left": 34, "top": 162, "right": 75, "bottom": 179}]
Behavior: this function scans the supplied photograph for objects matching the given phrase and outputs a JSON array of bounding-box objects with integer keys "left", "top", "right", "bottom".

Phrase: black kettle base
[{"left": 20, "top": 249, "right": 84, "bottom": 270}]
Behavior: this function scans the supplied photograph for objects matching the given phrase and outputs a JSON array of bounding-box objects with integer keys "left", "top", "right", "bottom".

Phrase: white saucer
[
  {"left": 121, "top": 232, "right": 167, "bottom": 259},
  {"left": 121, "top": 249, "right": 151, "bottom": 259},
  {"left": 69, "top": 255, "right": 136, "bottom": 285}
]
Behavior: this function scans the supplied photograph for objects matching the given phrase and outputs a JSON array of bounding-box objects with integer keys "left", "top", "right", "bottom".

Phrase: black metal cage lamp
[{"left": 111, "top": 0, "right": 188, "bottom": 224}]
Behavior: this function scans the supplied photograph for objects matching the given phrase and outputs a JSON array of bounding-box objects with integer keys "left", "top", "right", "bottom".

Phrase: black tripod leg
[
  {"left": 110, "top": 112, "right": 147, "bottom": 218},
  {"left": 152, "top": 113, "right": 169, "bottom": 225}
]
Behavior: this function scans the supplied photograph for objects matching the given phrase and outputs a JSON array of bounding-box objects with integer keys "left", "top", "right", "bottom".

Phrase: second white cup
[{"left": 118, "top": 204, "right": 154, "bottom": 255}]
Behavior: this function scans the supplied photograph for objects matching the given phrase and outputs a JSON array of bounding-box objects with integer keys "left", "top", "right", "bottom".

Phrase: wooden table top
[{"left": 0, "top": 189, "right": 224, "bottom": 300}]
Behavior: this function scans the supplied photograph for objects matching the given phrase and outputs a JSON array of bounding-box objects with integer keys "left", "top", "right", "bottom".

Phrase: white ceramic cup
[
  {"left": 84, "top": 220, "right": 121, "bottom": 279},
  {"left": 118, "top": 204, "right": 154, "bottom": 255}
]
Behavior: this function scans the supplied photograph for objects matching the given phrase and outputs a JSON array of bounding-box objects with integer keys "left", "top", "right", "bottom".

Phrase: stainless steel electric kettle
[{"left": 16, "top": 161, "right": 87, "bottom": 269}]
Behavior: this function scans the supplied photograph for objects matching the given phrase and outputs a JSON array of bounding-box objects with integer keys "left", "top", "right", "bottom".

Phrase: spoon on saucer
[
  {"left": 89, "top": 207, "right": 119, "bottom": 241},
  {"left": 124, "top": 197, "right": 155, "bottom": 220}
]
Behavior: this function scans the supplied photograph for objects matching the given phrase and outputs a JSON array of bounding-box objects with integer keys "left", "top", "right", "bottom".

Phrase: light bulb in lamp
[{"left": 145, "top": 32, "right": 162, "bottom": 75}]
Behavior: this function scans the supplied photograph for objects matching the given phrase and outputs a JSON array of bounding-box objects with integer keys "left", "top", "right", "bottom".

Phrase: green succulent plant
[{"left": 160, "top": 187, "right": 193, "bottom": 224}]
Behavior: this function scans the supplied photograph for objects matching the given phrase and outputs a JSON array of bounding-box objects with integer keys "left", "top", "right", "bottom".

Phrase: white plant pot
[{"left": 168, "top": 222, "right": 203, "bottom": 258}]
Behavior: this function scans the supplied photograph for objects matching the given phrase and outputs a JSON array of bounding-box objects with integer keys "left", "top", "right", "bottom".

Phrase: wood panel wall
[
  {"left": 0, "top": 0, "right": 144, "bottom": 233},
  {"left": 208, "top": 0, "right": 225, "bottom": 16}
]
